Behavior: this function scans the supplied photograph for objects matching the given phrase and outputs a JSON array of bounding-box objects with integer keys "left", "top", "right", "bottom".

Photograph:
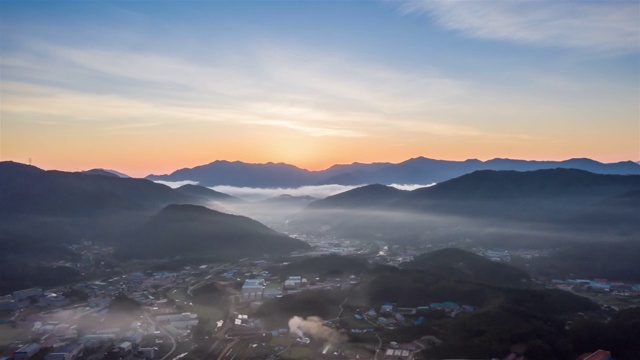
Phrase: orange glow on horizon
[{"left": 8, "top": 150, "right": 638, "bottom": 180}]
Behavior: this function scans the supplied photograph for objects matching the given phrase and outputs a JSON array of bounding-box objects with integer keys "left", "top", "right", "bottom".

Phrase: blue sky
[{"left": 1, "top": 0, "right": 638, "bottom": 176}]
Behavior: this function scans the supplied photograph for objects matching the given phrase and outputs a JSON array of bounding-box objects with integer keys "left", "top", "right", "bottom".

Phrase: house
[
  {"left": 123, "top": 331, "right": 144, "bottom": 345},
  {"left": 284, "top": 276, "right": 302, "bottom": 289},
  {"left": 12, "top": 288, "right": 43, "bottom": 301},
  {"left": 137, "top": 348, "right": 155, "bottom": 360},
  {"left": 156, "top": 312, "right": 197, "bottom": 322},
  {"left": 14, "top": 343, "right": 41, "bottom": 360},
  {"left": 383, "top": 349, "right": 410, "bottom": 359},
  {"left": 44, "top": 343, "right": 84, "bottom": 360},
  {"left": 0, "top": 295, "right": 17, "bottom": 311},
  {"left": 380, "top": 303, "right": 394, "bottom": 314},
  {"left": 263, "top": 284, "right": 282, "bottom": 298},
  {"left": 241, "top": 279, "right": 265, "bottom": 302}
]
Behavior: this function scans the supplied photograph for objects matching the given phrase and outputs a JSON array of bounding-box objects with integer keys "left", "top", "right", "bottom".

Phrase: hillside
[
  {"left": 290, "top": 169, "right": 640, "bottom": 280},
  {"left": 401, "top": 248, "right": 531, "bottom": 288},
  {"left": 407, "top": 168, "right": 640, "bottom": 201},
  {"left": 0, "top": 162, "right": 294, "bottom": 292},
  {"left": 274, "top": 254, "right": 370, "bottom": 278},
  {"left": 80, "top": 168, "right": 130, "bottom": 178},
  {"left": 396, "top": 169, "right": 640, "bottom": 224},
  {"left": 526, "top": 241, "right": 640, "bottom": 282},
  {"left": 80, "top": 169, "right": 121, "bottom": 177},
  {"left": 259, "top": 258, "right": 604, "bottom": 360},
  {"left": 307, "top": 184, "right": 406, "bottom": 209},
  {"left": 116, "top": 204, "right": 310, "bottom": 260},
  {"left": 0, "top": 161, "right": 196, "bottom": 218},
  {"left": 175, "top": 184, "right": 241, "bottom": 202},
  {"left": 299, "top": 169, "right": 640, "bottom": 225}
]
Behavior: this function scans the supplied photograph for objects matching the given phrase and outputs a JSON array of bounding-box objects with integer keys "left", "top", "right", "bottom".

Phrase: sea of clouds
[{"left": 154, "top": 181, "right": 434, "bottom": 201}]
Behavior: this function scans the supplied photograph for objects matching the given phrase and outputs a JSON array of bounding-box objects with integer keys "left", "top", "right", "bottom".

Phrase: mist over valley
[
  {"left": 3, "top": 1, "right": 639, "bottom": 357},
  {"left": 1, "top": 157, "right": 640, "bottom": 359}
]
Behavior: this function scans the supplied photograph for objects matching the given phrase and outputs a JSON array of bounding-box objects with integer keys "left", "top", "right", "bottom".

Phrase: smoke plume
[{"left": 288, "top": 316, "right": 343, "bottom": 345}]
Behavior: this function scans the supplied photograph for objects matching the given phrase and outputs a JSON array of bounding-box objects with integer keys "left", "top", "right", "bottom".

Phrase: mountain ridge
[{"left": 145, "top": 157, "right": 640, "bottom": 188}]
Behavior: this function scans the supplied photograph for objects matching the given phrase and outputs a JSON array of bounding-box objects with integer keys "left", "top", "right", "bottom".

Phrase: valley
[{"left": 1, "top": 161, "right": 639, "bottom": 360}]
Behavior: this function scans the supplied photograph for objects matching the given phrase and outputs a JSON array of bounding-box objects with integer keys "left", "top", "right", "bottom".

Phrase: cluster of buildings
[
  {"left": 363, "top": 302, "right": 476, "bottom": 330},
  {"left": 16, "top": 309, "right": 164, "bottom": 360},
  {"left": 64, "top": 241, "right": 116, "bottom": 275},
  {"left": 380, "top": 336, "right": 441, "bottom": 360},
  {"left": 240, "top": 275, "right": 310, "bottom": 303},
  {"left": 0, "top": 288, "right": 70, "bottom": 312},
  {"left": 155, "top": 313, "right": 198, "bottom": 331},
  {"left": 479, "top": 248, "right": 554, "bottom": 262},
  {"left": 552, "top": 278, "right": 640, "bottom": 297},
  {"left": 287, "top": 234, "right": 371, "bottom": 257},
  {"left": 240, "top": 279, "right": 267, "bottom": 302},
  {"left": 0, "top": 265, "right": 223, "bottom": 360}
]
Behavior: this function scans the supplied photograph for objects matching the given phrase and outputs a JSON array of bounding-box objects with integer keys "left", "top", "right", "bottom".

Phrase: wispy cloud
[
  {"left": 244, "top": 119, "right": 364, "bottom": 138},
  {"left": 399, "top": 0, "right": 640, "bottom": 53},
  {"left": 254, "top": 45, "right": 465, "bottom": 113},
  {"left": 0, "top": 81, "right": 217, "bottom": 124},
  {"left": 2, "top": 40, "right": 489, "bottom": 138}
]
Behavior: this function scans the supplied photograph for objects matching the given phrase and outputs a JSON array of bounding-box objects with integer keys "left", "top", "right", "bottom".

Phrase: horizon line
[{"left": 2, "top": 155, "right": 639, "bottom": 178}]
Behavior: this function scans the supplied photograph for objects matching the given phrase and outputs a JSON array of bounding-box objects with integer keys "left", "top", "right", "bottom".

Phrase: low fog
[
  {"left": 152, "top": 182, "right": 434, "bottom": 229},
  {"left": 153, "top": 180, "right": 433, "bottom": 201},
  {"left": 154, "top": 180, "right": 199, "bottom": 188},
  {"left": 153, "top": 180, "right": 638, "bottom": 251},
  {"left": 287, "top": 206, "right": 638, "bottom": 249}
]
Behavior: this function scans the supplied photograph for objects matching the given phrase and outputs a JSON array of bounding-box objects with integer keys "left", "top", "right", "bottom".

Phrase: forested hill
[{"left": 116, "top": 204, "right": 310, "bottom": 260}]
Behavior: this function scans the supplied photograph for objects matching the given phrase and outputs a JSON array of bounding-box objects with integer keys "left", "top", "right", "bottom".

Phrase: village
[
  {"left": 2, "top": 237, "right": 639, "bottom": 360},
  {"left": 0, "top": 236, "right": 480, "bottom": 360}
]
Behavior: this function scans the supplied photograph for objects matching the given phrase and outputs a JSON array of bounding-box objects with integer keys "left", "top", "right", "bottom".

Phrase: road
[
  {"left": 373, "top": 335, "right": 383, "bottom": 360},
  {"left": 203, "top": 280, "right": 238, "bottom": 359},
  {"left": 187, "top": 265, "right": 227, "bottom": 297},
  {"left": 216, "top": 338, "right": 239, "bottom": 360},
  {"left": 144, "top": 313, "right": 177, "bottom": 360},
  {"left": 327, "top": 296, "right": 349, "bottom": 322}
]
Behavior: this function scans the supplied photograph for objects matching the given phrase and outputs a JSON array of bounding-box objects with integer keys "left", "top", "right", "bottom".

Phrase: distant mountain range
[{"left": 146, "top": 157, "right": 640, "bottom": 187}]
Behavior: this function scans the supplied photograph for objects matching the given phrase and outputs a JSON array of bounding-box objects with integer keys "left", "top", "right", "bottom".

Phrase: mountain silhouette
[
  {"left": 307, "top": 184, "right": 407, "bottom": 209},
  {"left": 0, "top": 161, "right": 194, "bottom": 217},
  {"left": 145, "top": 157, "right": 640, "bottom": 187},
  {"left": 116, "top": 204, "right": 310, "bottom": 260},
  {"left": 147, "top": 160, "right": 317, "bottom": 187},
  {"left": 305, "top": 168, "right": 640, "bottom": 218},
  {"left": 80, "top": 168, "right": 130, "bottom": 178},
  {"left": 175, "top": 184, "right": 242, "bottom": 202}
]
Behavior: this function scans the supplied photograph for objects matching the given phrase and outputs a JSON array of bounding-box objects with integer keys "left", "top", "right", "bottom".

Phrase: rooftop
[{"left": 242, "top": 279, "right": 265, "bottom": 289}]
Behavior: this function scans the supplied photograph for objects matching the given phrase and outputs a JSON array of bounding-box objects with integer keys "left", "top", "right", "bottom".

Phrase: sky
[{"left": 1, "top": 0, "right": 639, "bottom": 177}]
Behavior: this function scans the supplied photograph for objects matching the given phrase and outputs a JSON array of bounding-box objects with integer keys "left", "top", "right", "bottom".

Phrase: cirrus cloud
[{"left": 398, "top": 0, "right": 640, "bottom": 53}]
